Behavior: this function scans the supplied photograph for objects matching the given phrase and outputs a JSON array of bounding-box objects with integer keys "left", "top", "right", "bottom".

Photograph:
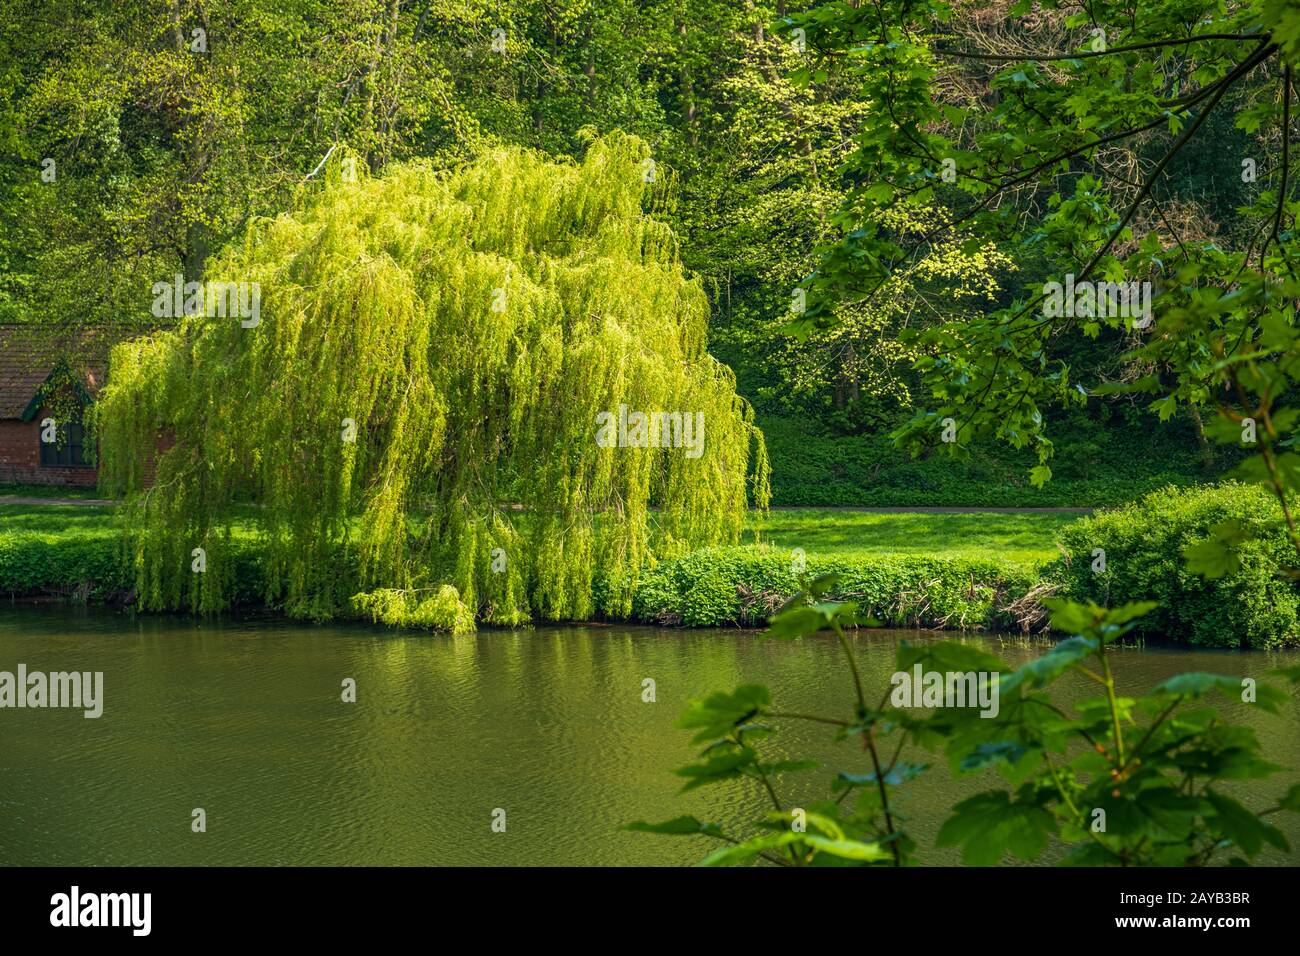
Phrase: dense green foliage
[
  {"left": 0, "top": 505, "right": 265, "bottom": 604},
  {"left": 0, "top": 506, "right": 127, "bottom": 599},
  {"left": 761, "top": 414, "right": 1213, "bottom": 507},
  {"left": 0, "top": 0, "right": 1232, "bottom": 509},
  {"left": 634, "top": 580, "right": 1300, "bottom": 866},
  {"left": 1, "top": 505, "right": 1047, "bottom": 632},
  {"left": 1055, "top": 483, "right": 1300, "bottom": 648},
  {"left": 632, "top": 546, "right": 1039, "bottom": 630},
  {"left": 13, "top": 499, "right": 1300, "bottom": 649},
  {"left": 92, "top": 133, "right": 767, "bottom": 625},
  {"left": 0, "top": 484, "right": 105, "bottom": 500},
  {"left": 784, "top": 0, "right": 1300, "bottom": 564}
]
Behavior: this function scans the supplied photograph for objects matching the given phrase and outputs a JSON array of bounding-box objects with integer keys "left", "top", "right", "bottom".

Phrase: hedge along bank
[
  {"left": 626, "top": 483, "right": 1300, "bottom": 643},
  {"left": 628, "top": 546, "right": 1045, "bottom": 631},
  {"left": 0, "top": 523, "right": 1290, "bottom": 645},
  {"left": 1051, "top": 483, "right": 1300, "bottom": 649},
  {"left": 0, "top": 515, "right": 1041, "bottom": 631},
  {"left": 7, "top": 483, "right": 1300, "bottom": 645},
  {"left": 0, "top": 515, "right": 268, "bottom": 606}
]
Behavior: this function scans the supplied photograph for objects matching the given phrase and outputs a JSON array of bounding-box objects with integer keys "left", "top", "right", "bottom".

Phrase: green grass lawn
[
  {"left": 744, "top": 509, "right": 1082, "bottom": 564},
  {"left": 0, "top": 502, "right": 115, "bottom": 532},
  {"left": 1, "top": 503, "right": 1085, "bottom": 567}
]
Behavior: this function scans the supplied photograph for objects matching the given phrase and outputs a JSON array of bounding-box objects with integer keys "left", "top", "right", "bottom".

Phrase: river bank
[
  {"left": 5, "top": 490, "right": 1300, "bottom": 648},
  {"left": 0, "top": 503, "right": 1062, "bottom": 631}
]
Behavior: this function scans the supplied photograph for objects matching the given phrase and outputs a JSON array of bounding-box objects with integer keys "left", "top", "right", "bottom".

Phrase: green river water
[{"left": 2, "top": 606, "right": 1297, "bottom": 866}]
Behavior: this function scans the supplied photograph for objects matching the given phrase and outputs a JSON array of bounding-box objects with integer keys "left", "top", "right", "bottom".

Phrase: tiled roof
[{"left": 0, "top": 324, "right": 146, "bottom": 418}]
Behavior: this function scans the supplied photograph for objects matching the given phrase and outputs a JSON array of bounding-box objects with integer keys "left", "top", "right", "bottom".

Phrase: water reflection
[{"left": 1, "top": 607, "right": 1296, "bottom": 866}]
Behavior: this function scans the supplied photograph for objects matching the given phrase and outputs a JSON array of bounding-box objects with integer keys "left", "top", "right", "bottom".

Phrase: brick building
[{"left": 0, "top": 324, "right": 135, "bottom": 488}]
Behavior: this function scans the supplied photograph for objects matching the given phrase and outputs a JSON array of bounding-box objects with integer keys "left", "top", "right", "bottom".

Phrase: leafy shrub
[
  {"left": 0, "top": 520, "right": 271, "bottom": 609},
  {"left": 682, "top": 570, "right": 741, "bottom": 627},
  {"left": 0, "top": 529, "right": 128, "bottom": 598},
  {"left": 633, "top": 546, "right": 1040, "bottom": 630},
  {"left": 350, "top": 586, "right": 476, "bottom": 634},
  {"left": 1052, "top": 483, "right": 1300, "bottom": 648}
]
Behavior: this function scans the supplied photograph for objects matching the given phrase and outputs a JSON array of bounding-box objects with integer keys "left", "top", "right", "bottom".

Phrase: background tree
[
  {"left": 0, "top": 0, "right": 472, "bottom": 329},
  {"left": 783, "top": 0, "right": 1300, "bottom": 562}
]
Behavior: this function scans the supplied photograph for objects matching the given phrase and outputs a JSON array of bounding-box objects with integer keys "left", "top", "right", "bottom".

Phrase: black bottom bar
[{"left": 0, "top": 865, "right": 1290, "bottom": 942}]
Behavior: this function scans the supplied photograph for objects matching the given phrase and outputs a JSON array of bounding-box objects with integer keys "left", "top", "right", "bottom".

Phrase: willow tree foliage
[{"left": 96, "top": 132, "right": 769, "bottom": 629}]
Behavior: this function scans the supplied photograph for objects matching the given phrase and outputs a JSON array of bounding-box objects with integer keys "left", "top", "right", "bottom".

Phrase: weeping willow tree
[{"left": 95, "top": 132, "right": 769, "bottom": 629}]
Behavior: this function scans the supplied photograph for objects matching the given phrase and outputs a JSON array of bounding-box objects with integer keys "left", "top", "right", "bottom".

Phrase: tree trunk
[{"left": 678, "top": 23, "right": 697, "bottom": 146}]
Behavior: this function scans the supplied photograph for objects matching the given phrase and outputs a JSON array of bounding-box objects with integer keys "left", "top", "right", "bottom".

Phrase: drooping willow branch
[{"left": 96, "top": 133, "right": 770, "bottom": 627}]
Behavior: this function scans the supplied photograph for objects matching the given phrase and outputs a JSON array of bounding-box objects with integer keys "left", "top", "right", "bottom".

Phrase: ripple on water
[{"left": 1, "top": 607, "right": 1297, "bottom": 866}]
